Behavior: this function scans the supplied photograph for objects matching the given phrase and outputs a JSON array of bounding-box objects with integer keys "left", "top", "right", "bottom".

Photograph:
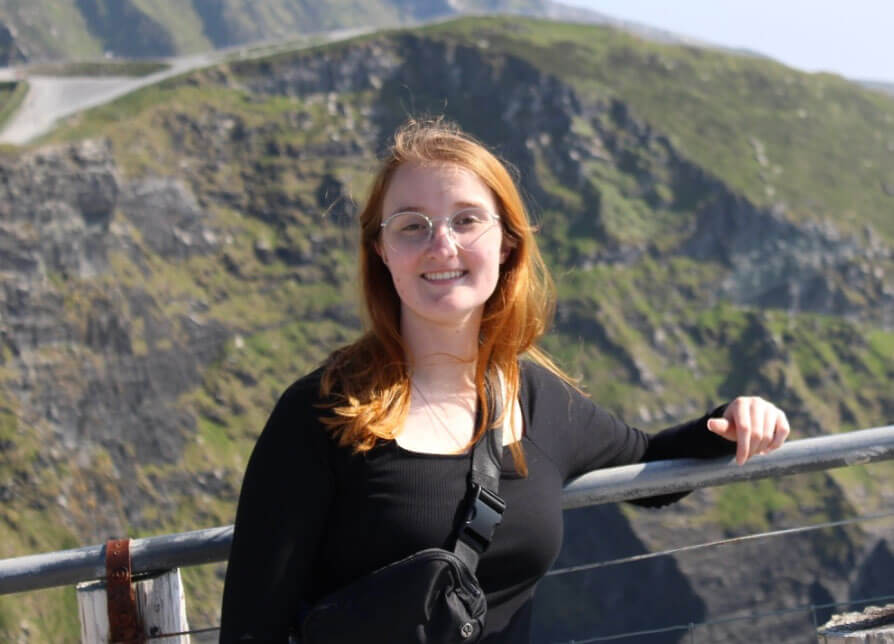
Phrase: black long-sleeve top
[{"left": 219, "top": 360, "right": 735, "bottom": 642}]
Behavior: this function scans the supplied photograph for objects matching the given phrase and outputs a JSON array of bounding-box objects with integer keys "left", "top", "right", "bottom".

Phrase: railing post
[
  {"left": 75, "top": 538, "right": 190, "bottom": 643},
  {"left": 77, "top": 568, "right": 190, "bottom": 643}
]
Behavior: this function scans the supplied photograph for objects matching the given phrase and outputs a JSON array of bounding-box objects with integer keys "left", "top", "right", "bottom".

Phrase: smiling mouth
[{"left": 422, "top": 270, "right": 467, "bottom": 281}]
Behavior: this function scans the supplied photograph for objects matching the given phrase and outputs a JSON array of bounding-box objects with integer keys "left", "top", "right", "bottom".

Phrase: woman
[{"left": 219, "top": 118, "right": 790, "bottom": 642}]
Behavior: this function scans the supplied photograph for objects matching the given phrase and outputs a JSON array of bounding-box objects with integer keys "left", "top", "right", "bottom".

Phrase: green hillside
[
  {"left": 420, "top": 17, "right": 894, "bottom": 243},
  {"left": 0, "top": 15, "right": 892, "bottom": 642}
]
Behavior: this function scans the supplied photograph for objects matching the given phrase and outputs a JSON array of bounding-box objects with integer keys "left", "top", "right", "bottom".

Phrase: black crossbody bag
[{"left": 298, "top": 388, "right": 506, "bottom": 644}]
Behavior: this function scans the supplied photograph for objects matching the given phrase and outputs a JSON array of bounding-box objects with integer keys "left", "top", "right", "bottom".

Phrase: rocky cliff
[{"left": 1, "top": 16, "right": 892, "bottom": 642}]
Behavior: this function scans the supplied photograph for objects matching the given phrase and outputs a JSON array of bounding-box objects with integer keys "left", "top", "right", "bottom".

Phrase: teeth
[{"left": 424, "top": 270, "right": 464, "bottom": 280}]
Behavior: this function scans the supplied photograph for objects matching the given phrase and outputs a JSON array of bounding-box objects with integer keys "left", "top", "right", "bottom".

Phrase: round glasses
[{"left": 380, "top": 208, "right": 501, "bottom": 253}]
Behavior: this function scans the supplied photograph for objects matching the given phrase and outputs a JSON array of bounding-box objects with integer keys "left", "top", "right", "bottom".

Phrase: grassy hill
[{"left": 0, "top": 15, "right": 892, "bottom": 642}]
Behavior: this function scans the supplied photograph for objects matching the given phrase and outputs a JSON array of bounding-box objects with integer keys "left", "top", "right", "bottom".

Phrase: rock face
[
  {"left": 118, "top": 177, "right": 218, "bottom": 259},
  {"left": 0, "top": 140, "right": 117, "bottom": 281},
  {"left": 683, "top": 190, "right": 894, "bottom": 322},
  {"left": 0, "top": 20, "right": 27, "bottom": 65},
  {"left": 534, "top": 504, "right": 709, "bottom": 643},
  {"left": 1, "top": 26, "right": 892, "bottom": 643},
  {"left": 819, "top": 604, "right": 894, "bottom": 642},
  {"left": 0, "top": 140, "right": 230, "bottom": 540}
]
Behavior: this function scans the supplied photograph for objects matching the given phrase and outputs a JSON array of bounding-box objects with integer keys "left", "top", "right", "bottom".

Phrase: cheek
[
  {"left": 483, "top": 246, "right": 503, "bottom": 274},
  {"left": 384, "top": 257, "right": 414, "bottom": 293}
]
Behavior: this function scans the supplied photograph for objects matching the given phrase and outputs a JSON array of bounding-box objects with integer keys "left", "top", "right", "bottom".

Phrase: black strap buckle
[{"left": 458, "top": 484, "right": 506, "bottom": 553}]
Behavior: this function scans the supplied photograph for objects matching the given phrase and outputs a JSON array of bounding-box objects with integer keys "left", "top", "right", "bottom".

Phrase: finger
[
  {"left": 745, "top": 398, "right": 764, "bottom": 459},
  {"left": 731, "top": 402, "right": 751, "bottom": 465},
  {"left": 707, "top": 417, "right": 734, "bottom": 439},
  {"left": 768, "top": 411, "right": 791, "bottom": 450},
  {"left": 752, "top": 400, "right": 771, "bottom": 455}
]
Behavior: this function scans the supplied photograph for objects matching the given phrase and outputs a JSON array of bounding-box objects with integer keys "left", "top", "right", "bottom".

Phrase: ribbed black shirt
[{"left": 219, "top": 360, "right": 734, "bottom": 642}]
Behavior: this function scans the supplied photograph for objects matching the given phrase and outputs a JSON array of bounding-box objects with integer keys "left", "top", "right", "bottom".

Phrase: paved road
[
  {"left": 0, "top": 27, "right": 371, "bottom": 145},
  {"left": 0, "top": 52, "right": 220, "bottom": 145}
]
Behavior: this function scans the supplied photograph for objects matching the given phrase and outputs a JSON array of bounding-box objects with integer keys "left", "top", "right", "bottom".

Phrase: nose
[{"left": 428, "top": 219, "right": 458, "bottom": 254}]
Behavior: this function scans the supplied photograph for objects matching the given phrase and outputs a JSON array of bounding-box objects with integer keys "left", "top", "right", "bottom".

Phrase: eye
[
  {"left": 453, "top": 209, "right": 488, "bottom": 227},
  {"left": 390, "top": 213, "right": 429, "bottom": 235}
]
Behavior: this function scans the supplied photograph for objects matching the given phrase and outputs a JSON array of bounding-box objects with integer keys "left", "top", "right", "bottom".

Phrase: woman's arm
[
  {"left": 219, "top": 378, "right": 334, "bottom": 642},
  {"left": 522, "top": 362, "right": 789, "bottom": 504},
  {"left": 525, "top": 363, "right": 786, "bottom": 468}
]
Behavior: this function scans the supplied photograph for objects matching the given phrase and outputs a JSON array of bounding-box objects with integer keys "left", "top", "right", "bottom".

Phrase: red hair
[{"left": 320, "top": 118, "right": 565, "bottom": 474}]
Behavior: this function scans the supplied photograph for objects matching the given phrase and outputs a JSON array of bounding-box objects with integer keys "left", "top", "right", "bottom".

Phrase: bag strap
[{"left": 453, "top": 373, "right": 506, "bottom": 572}]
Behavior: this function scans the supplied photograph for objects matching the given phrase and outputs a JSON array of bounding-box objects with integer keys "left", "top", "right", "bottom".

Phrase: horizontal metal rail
[
  {"left": 562, "top": 423, "right": 894, "bottom": 508},
  {"left": 1, "top": 424, "right": 893, "bottom": 596}
]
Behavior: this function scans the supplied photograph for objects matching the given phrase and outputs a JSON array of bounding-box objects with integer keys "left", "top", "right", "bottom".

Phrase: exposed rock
[
  {"left": 819, "top": 603, "right": 894, "bottom": 641},
  {"left": 118, "top": 177, "right": 217, "bottom": 259},
  {"left": 680, "top": 181, "right": 893, "bottom": 323},
  {"left": 316, "top": 173, "right": 356, "bottom": 228},
  {"left": 236, "top": 40, "right": 401, "bottom": 97},
  {"left": 535, "top": 504, "right": 707, "bottom": 642},
  {"left": 0, "top": 20, "right": 27, "bottom": 64},
  {"left": 0, "top": 141, "right": 119, "bottom": 280},
  {"left": 851, "top": 540, "right": 894, "bottom": 602}
]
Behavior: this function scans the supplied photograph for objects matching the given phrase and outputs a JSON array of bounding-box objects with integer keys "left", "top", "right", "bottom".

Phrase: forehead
[{"left": 383, "top": 162, "right": 495, "bottom": 210}]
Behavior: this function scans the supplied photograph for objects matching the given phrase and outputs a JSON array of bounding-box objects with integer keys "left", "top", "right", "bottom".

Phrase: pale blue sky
[{"left": 559, "top": 0, "right": 894, "bottom": 83}]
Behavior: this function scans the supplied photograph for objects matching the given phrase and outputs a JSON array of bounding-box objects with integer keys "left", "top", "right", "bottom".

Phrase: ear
[
  {"left": 499, "top": 237, "right": 515, "bottom": 264},
  {"left": 375, "top": 240, "right": 388, "bottom": 265}
]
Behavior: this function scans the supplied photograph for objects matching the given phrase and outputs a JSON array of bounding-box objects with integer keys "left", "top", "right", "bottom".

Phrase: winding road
[
  {"left": 0, "top": 52, "right": 221, "bottom": 145},
  {"left": 0, "top": 27, "right": 371, "bottom": 145}
]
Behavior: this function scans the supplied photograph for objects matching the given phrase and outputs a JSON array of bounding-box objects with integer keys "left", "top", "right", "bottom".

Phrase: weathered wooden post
[{"left": 76, "top": 539, "right": 190, "bottom": 643}]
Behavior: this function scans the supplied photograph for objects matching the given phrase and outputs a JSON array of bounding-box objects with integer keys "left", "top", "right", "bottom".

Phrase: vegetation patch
[
  {"left": 25, "top": 60, "right": 169, "bottom": 77},
  {"left": 0, "top": 80, "right": 29, "bottom": 129}
]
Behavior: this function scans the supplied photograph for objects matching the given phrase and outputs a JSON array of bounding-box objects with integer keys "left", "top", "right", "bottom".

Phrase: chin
[{"left": 408, "top": 300, "right": 486, "bottom": 326}]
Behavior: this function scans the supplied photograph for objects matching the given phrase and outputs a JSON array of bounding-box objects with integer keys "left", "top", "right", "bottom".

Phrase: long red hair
[{"left": 320, "top": 118, "right": 565, "bottom": 474}]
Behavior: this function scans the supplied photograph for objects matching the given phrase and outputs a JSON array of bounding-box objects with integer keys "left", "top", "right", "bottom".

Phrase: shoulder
[
  {"left": 256, "top": 365, "right": 334, "bottom": 452},
  {"left": 518, "top": 358, "right": 590, "bottom": 436},
  {"left": 278, "top": 365, "right": 327, "bottom": 407},
  {"left": 519, "top": 359, "right": 579, "bottom": 403}
]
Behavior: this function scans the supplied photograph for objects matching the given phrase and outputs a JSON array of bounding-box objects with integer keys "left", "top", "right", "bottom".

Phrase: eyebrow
[{"left": 387, "top": 201, "right": 489, "bottom": 217}]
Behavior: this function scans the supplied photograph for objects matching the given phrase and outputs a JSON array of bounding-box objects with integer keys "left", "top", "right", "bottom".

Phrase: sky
[{"left": 559, "top": 0, "right": 894, "bottom": 83}]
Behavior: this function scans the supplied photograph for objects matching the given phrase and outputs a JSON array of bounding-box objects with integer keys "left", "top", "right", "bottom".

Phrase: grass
[
  {"left": 0, "top": 0, "right": 102, "bottom": 60},
  {"left": 0, "top": 587, "right": 81, "bottom": 643},
  {"left": 0, "top": 390, "right": 82, "bottom": 641},
  {"left": 0, "top": 80, "right": 29, "bottom": 130},
  {"left": 711, "top": 478, "right": 798, "bottom": 533},
  {"left": 128, "top": 0, "right": 211, "bottom": 54},
  {"left": 25, "top": 60, "right": 169, "bottom": 77}
]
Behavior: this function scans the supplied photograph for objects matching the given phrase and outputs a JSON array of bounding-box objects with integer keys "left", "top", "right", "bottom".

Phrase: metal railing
[{"left": 2, "top": 423, "right": 893, "bottom": 596}]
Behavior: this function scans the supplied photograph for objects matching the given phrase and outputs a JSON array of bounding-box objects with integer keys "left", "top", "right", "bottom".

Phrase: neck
[{"left": 401, "top": 309, "right": 481, "bottom": 392}]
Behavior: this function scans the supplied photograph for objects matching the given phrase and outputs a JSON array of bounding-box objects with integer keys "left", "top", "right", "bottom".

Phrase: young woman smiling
[{"left": 219, "top": 118, "right": 790, "bottom": 643}]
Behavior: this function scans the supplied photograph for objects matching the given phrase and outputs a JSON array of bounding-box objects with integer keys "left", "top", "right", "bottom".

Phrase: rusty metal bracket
[{"left": 105, "top": 538, "right": 145, "bottom": 643}]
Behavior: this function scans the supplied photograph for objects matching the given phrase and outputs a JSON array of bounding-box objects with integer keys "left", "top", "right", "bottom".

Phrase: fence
[{"left": 1, "top": 424, "right": 893, "bottom": 641}]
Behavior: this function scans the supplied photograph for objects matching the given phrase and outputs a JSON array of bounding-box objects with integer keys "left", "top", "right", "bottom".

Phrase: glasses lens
[
  {"left": 450, "top": 209, "right": 497, "bottom": 248},
  {"left": 382, "top": 209, "right": 498, "bottom": 251},
  {"left": 383, "top": 212, "right": 431, "bottom": 251}
]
